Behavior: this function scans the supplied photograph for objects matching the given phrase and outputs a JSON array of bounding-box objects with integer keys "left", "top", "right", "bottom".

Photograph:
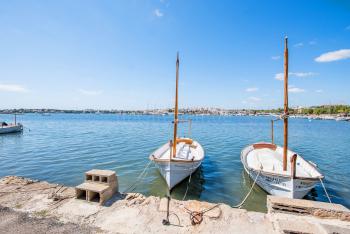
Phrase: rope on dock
[
  {"left": 184, "top": 203, "right": 222, "bottom": 225},
  {"left": 123, "top": 161, "right": 153, "bottom": 193},
  {"left": 181, "top": 168, "right": 261, "bottom": 225},
  {"left": 319, "top": 178, "right": 332, "bottom": 203}
]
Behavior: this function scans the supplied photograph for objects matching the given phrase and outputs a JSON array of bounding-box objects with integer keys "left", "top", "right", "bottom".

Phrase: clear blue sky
[{"left": 0, "top": 0, "right": 349, "bottom": 110}]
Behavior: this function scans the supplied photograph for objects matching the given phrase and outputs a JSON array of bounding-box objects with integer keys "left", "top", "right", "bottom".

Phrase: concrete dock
[{"left": 0, "top": 176, "right": 349, "bottom": 234}]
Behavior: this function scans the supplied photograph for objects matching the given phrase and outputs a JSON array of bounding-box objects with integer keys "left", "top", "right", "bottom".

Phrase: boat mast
[
  {"left": 172, "top": 53, "right": 180, "bottom": 158},
  {"left": 283, "top": 37, "right": 289, "bottom": 171}
]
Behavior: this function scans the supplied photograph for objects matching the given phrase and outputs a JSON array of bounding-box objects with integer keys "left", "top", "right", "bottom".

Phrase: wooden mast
[
  {"left": 283, "top": 37, "right": 289, "bottom": 171},
  {"left": 172, "top": 53, "right": 180, "bottom": 159}
]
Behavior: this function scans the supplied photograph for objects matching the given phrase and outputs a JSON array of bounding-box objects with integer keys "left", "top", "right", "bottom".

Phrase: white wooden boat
[
  {"left": 0, "top": 123, "right": 23, "bottom": 134},
  {"left": 149, "top": 54, "right": 205, "bottom": 190},
  {"left": 241, "top": 38, "right": 324, "bottom": 199},
  {"left": 241, "top": 142, "right": 323, "bottom": 198},
  {"left": 150, "top": 138, "right": 205, "bottom": 189}
]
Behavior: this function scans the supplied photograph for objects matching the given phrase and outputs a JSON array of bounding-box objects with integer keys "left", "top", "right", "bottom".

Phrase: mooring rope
[
  {"left": 183, "top": 203, "right": 222, "bottom": 225},
  {"left": 123, "top": 160, "right": 153, "bottom": 193},
  {"left": 181, "top": 168, "right": 261, "bottom": 225},
  {"left": 319, "top": 178, "right": 332, "bottom": 203},
  {"left": 182, "top": 160, "right": 195, "bottom": 201},
  {"left": 232, "top": 170, "right": 261, "bottom": 208}
]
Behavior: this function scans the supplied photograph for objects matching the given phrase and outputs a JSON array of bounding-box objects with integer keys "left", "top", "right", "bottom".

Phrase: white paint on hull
[
  {"left": 243, "top": 165, "right": 318, "bottom": 199},
  {"left": 155, "top": 160, "right": 202, "bottom": 189}
]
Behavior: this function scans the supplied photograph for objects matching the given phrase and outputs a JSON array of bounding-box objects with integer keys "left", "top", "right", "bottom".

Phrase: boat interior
[
  {"left": 151, "top": 139, "right": 204, "bottom": 162},
  {"left": 244, "top": 143, "right": 323, "bottom": 179}
]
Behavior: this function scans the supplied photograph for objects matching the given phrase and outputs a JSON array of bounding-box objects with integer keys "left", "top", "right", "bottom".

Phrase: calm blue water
[{"left": 1, "top": 113, "right": 349, "bottom": 212}]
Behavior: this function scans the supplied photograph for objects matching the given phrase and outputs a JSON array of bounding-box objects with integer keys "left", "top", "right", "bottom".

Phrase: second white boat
[
  {"left": 240, "top": 37, "right": 324, "bottom": 199},
  {"left": 241, "top": 142, "right": 323, "bottom": 199}
]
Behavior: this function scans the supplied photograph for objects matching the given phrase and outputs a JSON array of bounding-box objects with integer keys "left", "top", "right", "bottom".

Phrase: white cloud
[
  {"left": 288, "top": 85, "right": 305, "bottom": 93},
  {"left": 315, "top": 49, "right": 350, "bottom": 62},
  {"left": 316, "top": 89, "right": 323, "bottom": 93},
  {"left": 153, "top": 9, "right": 164, "bottom": 17},
  {"left": 0, "top": 83, "right": 28, "bottom": 93},
  {"left": 275, "top": 72, "right": 317, "bottom": 80},
  {"left": 289, "top": 72, "right": 318, "bottom": 77},
  {"left": 248, "top": 96, "right": 261, "bottom": 102},
  {"left": 275, "top": 73, "right": 284, "bottom": 81},
  {"left": 309, "top": 40, "right": 317, "bottom": 45},
  {"left": 245, "top": 87, "right": 258, "bottom": 92},
  {"left": 271, "top": 55, "right": 280, "bottom": 60},
  {"left": 294, "top": 42, "right": 303, "bottom": 48},
  {"left": 78, "top": 89, "right": 103, "bottom": 96}
]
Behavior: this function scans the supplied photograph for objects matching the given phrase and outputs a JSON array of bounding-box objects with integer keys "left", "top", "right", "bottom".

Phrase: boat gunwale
[
  {"left": 240, "top": 144, "right": 324, "bottom": 180},
  {"left": 149, "top": 156, "right": 203, "bottom": 163}
]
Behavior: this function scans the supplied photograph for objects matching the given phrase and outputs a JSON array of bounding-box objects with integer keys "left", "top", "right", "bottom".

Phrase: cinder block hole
[
  {"left": 89, "top": 191, "right": 100, "bottom": 203},
  {"left": 86, "top": 174, "right": 92, "bottom": 181},
  {"left": 93, "top": 176, "right": 100, "bottom": 182},
  {"left": 101, "top": 177, "right": 107, "bottom": 183},
  {"left": 76, "top": 189, "right": 86, "bottom": 200}
]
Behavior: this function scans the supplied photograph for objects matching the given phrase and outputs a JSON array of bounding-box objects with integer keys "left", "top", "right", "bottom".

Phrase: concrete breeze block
[{"left": 75, "top": 169, "right": 118, "bottom": 205}]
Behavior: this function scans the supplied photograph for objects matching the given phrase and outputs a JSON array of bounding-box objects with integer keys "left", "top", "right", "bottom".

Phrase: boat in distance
[
  {"left": 0, "top": 123, "right": 23, "bottom": 134},
  {"left": 149, "top": 53, "right": 205, "bottom": 190},
  {"left": 0, "top": 114, "right": 23, "bottom": 134},
  {"left": 240, "top": 37, "right": 324, "bottom": 199}
]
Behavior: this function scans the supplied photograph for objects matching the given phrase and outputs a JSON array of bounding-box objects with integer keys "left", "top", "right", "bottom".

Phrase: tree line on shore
[
  {"left": 1, "top": 105, "right": 349, "bottom": 116},
  {"left": 255, "top": 105, "right": 350, "bottom": 115}
]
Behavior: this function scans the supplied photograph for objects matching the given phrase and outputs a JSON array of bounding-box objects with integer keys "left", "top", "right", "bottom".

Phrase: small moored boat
[
  {"left": 240, "top": 38, "right": 324, "bottom": 199},
  {"left": 0, "top": 114, "right": 23, "bottom": 134},
  {"left": 241, "top": 142, "right": 323, "bottom": 198},
  {"left": 149, "top": 53, "right": 205, "bottom": 190}
]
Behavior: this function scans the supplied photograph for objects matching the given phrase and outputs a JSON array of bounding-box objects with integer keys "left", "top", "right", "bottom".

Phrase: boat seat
[
  {"left": 175, "top": 143, "right": 194, "bottom": 160},
  {"left": 253, "top": 143, "right": 277, "bottom": 150},
  {"left": 176, "top": 138, "right": 193, "bottom": 145}
]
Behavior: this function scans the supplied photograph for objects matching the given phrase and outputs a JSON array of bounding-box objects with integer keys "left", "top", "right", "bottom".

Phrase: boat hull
[
  {"left": 0, "top": 124, "right": 23, "bottom": 134},
  {"left": 155, "top": 160, "right": 203, "bottom": 189},
  {"left": 243, "top": 165, "right": 318, "bottom": 199}
]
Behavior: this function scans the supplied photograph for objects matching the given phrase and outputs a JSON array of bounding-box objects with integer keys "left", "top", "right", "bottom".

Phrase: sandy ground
[
  {"left": 0, "top": 176, "right": 349, "bottom": 234},
  {"left": 0, "top": 205, "right": 99, "bottom": 234}
]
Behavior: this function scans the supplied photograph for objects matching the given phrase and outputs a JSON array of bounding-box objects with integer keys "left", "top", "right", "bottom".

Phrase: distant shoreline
[{"left": 0, "top": 108, "right": 349, "bottom": 122}]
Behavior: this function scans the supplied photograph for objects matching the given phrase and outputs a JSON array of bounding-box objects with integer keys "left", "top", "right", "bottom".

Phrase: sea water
[{"left": 0, "top": 113, "right": 349, "bottom": 212}]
